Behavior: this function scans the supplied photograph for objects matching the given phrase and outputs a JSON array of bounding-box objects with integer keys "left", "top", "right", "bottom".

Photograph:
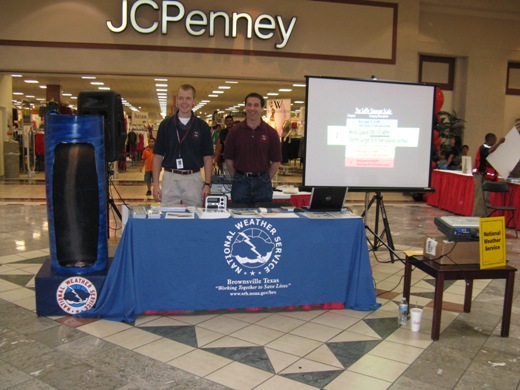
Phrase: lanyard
[{"left": 175, "top": 115, "right": 194, "bottom": 158}]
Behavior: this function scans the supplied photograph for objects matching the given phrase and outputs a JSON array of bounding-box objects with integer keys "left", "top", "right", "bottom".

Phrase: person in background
[
  {"left": 225, "top": 92, "right": 281, "bottom": 206},
  {"left": 444, "top": 135, "right": 462, "bottom": 170},
  {"left": 211, "top": 124, "right": 221, "bottom": 150},
  {"left": 213, "top": 115, "right": 234, "bottom": 173},
  {"left": 140, "top": 137, "right": 155, "bottom": 196},
  {"left": 472, "top": 132, "right": 505, "bottom": 217},
  {"left": 462, "top": 144, "right": 469, "bottom": 156},
  {"left": 152, "top": 84, "right": 214, "bottom": 207}
]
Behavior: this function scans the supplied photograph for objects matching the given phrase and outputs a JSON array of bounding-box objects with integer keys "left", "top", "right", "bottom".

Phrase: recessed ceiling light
[
  {"left": 208, "top": 94, "right": 218, "bottom": 97},
  {"left": 62, "top": 93, "right": 72, "bottom": 97},
  {"left": 39, "top": 85, "right": 47, "bottom": 89},
  {"left": 295, "top": 100, "right": 304, "bottom": 104},
  {"left": 156, "top": 83, "right": 168, "bottom": 87},
  {"left": 225, "top": 81, "right": 238, "bottom": 84},
  {"left": 156, "top": 88, "right": 168, "bottom": 92},
  {"left": 13, "top": 92, "right": 24, "bottom": 95},
  {"left": 293, "top": 83, "right": 306, "bottom": 87},
  {"left": 279, "top": 88, "right": 292, "bottom": 92},
  {"left": 267, "top": 92, "right": 279, "bottom": 96},
  {"left": 90, "top": 81, "right": 104, "bottom": 85},
  {"left": 98, "top": 86, "right": 111, "bottom": 90},
  {"left": 26, "top": 95, "right": 35, "bottom": 98},
  {"left": 82, "top": 76, "right": 96, "bottom": 79},
  {"left": 155, "top": 78, "right": 168, "bottom": 81},
  {"left": 11, "top": 74, "right": 23, "bottom": 77},
  {"left": 218, "top": 86, "right": 231, "bottom": 89},
  {"left": 212, "top": 90, "right": 224, "bottom": 94},
  {"left": 24, "top": 80, "right": 39, "bottom": 84}
]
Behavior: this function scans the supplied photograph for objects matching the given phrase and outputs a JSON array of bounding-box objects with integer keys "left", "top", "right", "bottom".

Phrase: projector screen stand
[{"left": 361, "top": 192, "right": 400, "bottom": 263}]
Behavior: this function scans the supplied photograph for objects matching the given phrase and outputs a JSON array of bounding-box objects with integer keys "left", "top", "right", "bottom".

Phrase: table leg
[
  {"left": 501, "top": 271, "right": 516, "bottom": 337},
  {"left": 432, "top": 273, "right": 445, "bottom": 341},
  {"left": 463, "top": 279, "right": 473, "bottom": 313},
  {"left": 403, "top": 257, "right": 412, "bottom": 313}
]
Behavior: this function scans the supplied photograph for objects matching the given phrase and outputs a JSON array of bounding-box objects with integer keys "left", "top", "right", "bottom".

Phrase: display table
[
  {"left": 403, "top": 255, "right": 516, "bottom": 340},
  {"left": 427, "top": 170, "right": 519, "bottom": 230},
  {"left": 426, "top": 170, "right": 475, "bottom": 215},
  {"left": 80, "top": 213, "right": 380, "bottom": 322}
]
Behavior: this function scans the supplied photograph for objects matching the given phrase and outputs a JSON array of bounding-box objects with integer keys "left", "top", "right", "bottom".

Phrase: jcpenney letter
[{"left": 107, "top": 0, "right": 298, "bottom": 49}]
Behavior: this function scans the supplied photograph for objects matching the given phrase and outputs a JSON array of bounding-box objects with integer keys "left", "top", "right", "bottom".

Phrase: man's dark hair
[
  {"left": 225, "top": 115, "right": 234, "bottom": 120},
  {"left": 244, "top": 92, "right": 265, "bottom": 108}
]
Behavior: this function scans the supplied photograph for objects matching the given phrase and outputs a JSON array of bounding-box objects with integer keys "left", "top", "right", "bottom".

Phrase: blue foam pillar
[{"left": 45, "top": 115, "right": 108, "bottom": 274}]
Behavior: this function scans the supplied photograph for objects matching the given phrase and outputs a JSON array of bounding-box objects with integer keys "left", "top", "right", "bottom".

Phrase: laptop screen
[{"left": 308, "top": 187, "right": 348, "bottom": 211}]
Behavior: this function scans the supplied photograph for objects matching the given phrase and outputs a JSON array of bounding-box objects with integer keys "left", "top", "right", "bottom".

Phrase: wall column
[{"left": 0, "top": 75, "right": 13, "bottom": 176}]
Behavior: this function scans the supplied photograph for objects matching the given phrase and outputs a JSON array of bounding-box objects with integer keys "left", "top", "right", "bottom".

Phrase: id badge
[{"left": 176, "top": 158, "right": 184, "bottom": 169}]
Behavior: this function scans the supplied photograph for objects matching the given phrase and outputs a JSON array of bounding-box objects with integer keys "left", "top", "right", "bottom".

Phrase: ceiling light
[
  {"left": 24, "top": 80, "right": 39, "bottom": 84},
  {"left": 26, "top": 95, "right": 35, "bottom": 98},
  {"left": 62, "top": 93, "right": 72, "bottom": 97},
  {"left": 156, "top": 88, "right": 168, "bottom": 92},
  {"left": 212, "top": 90, "right": 224, "bottom": 94},
  {"left": 267, "top": 92, "right": 279, "bottom": 96},
  {"left": 13, "top": 92, "right": 24, "bottom": 95},
  {"left": 201, "top": 100, "right": 210, "bottom": 103},
  {"left": 208, "top": 94, "right": 218, "bottom": 97},
  {"left": 82, "top": 76, "right": 96, "bottom": 79},
  {"left": 279, "top": 88, "right": 292, "bottom": 92},
  {"left": 155, "top": 78, "right": 168, "bottom": 81},
  {"left": 39, "top": 85, "right": 47, "bottom": 89},
  {"left": 90, "top": 81, "right": 104, "bottom": 85},
  {"left": 293, "top": 83, "right": 306, "bottom": 87},
  {"left": 156, "top": 83, "right": 168, "bottom": 87},
  {"left": 295, "top": 100, "right": 304, "bottom": 104},
  {"left": 98, "top": 86, "right": 111, "bottom": 90},
  {"left": 218, "top": 86, "right": 231, "bottom": 89},
  {"left": 11, "top": 74, "right": 23, "bottom": 77},
  {"left": 225, "top": 81, "right": 238, "bottom": 84}
]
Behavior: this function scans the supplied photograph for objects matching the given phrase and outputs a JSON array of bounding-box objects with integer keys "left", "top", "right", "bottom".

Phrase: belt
[
  {"left": 164, "top": 168, "right": 200, "bottom": 175},
  {"left": 236, "top": 170, "right": 266, "bottom": 177}
]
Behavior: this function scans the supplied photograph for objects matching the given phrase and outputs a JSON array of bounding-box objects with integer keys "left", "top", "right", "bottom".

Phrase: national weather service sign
[
  {"left": 56, "top": 277, "right": 98, "bottom": 314},
  {"left": 218, "top": 218, "right": 291, "bottom": 296}
]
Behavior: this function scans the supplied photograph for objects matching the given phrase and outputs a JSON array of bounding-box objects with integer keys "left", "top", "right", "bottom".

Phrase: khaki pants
[{"left": 161, "top": 171, "right": 204, "bottom": 207}]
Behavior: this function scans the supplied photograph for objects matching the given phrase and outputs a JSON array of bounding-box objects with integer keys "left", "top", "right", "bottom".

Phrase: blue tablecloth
[{"left": 80, "top": 214, "right": 380, "bottom": 322}]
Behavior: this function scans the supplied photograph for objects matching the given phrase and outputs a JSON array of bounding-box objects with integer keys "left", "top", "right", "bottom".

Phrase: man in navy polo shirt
[
  {"left": 225, "top": 92, "right": 282, "bottom": 205},
  {"left": 152, "top": 84, "right": 214, "bottom": 206}
]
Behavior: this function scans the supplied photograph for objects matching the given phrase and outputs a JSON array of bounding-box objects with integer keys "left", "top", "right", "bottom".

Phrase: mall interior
[{"left": 1, "top": 1, "right": 520, "bottom": 389}]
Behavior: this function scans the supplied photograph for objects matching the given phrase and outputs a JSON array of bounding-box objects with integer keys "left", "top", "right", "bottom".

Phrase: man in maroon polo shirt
[{"left": 225, "top": 92, "right": 282, "bottom": 206}]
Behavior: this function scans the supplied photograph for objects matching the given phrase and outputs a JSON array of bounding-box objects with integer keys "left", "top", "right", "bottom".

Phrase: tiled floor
[{"left": 1, "top": 165, "right": 519, "bottom": 389}]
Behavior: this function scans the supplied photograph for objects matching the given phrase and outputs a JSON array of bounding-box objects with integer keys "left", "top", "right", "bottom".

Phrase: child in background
[{"left": 140, "top": 137, "right": 155, "bottom": 196}]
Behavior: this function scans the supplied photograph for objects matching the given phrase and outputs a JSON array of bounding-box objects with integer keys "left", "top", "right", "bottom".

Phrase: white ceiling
[{"left": 9, "top": 72, "right": 307, "bottom": 124}]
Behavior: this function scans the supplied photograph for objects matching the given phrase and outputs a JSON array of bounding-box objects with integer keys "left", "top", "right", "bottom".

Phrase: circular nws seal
[
  {"left": 224, "top": 219, "right": 283, "bottom": 276},
  {"left": 56, "top": 277, "right": 97, "bottom": 314}
]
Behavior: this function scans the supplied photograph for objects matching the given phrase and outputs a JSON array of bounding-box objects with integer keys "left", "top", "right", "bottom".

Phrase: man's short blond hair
[{"left": 178, "top": 84, "right": 196, "bottom": 98}]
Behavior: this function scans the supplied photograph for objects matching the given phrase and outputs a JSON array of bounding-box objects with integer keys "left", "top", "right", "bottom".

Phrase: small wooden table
[{"left": 403, "top": 256, "right": 517, "bottom": 340}]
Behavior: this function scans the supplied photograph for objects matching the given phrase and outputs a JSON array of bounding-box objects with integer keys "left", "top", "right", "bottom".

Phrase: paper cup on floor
[{"left": 410, "top": 308, "right": 423, "bottom": 332}]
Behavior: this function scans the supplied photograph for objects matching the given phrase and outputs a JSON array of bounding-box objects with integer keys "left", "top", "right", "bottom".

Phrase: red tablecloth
[
  {"left": 426, "top": 170, "right": 474, "bottom": 215},
  {"left": 427, "top": 170, "right": 519, "bottom": 229}
]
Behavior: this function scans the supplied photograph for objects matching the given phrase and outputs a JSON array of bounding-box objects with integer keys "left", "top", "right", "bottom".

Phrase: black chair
[{"left": 482, "top": 181, "right": 518, "bottom": 237}]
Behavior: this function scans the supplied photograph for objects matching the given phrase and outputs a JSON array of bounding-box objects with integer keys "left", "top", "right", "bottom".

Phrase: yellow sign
[{"left": 479, "top": 217, "right": 507, "bottom": 269}]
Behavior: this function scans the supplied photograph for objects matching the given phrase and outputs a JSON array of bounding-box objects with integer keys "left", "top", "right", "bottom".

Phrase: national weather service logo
[
  {"left": 224, "top": 219, "right": 283, "bottom": 276},
  {"left": 56, "top": 277, "right": 97, "bottom": 314}
]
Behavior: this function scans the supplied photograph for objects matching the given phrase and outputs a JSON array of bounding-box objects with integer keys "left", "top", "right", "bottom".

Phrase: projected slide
[{"left": 304, "top": 77, "right": 435, "bottom": 191}]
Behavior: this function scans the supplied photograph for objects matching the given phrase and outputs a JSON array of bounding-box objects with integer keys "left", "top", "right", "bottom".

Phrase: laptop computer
[{"left": 308, "top": 187, "right": 348, "bottom": 211}]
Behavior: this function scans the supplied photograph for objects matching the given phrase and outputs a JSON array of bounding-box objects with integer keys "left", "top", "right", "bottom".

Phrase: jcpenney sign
[{"left": 107, "top": 0, "right": 298, "bottom": 49}]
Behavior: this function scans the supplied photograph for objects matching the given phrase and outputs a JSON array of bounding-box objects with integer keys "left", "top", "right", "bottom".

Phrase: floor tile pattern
[{"left": 0, "top": 167, "right": 519, "bottom": 389}]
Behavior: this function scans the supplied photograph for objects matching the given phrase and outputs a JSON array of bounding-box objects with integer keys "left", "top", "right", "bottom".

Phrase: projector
[{"left": 434, "top": 216, "right": 480, "bottom": 241}]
